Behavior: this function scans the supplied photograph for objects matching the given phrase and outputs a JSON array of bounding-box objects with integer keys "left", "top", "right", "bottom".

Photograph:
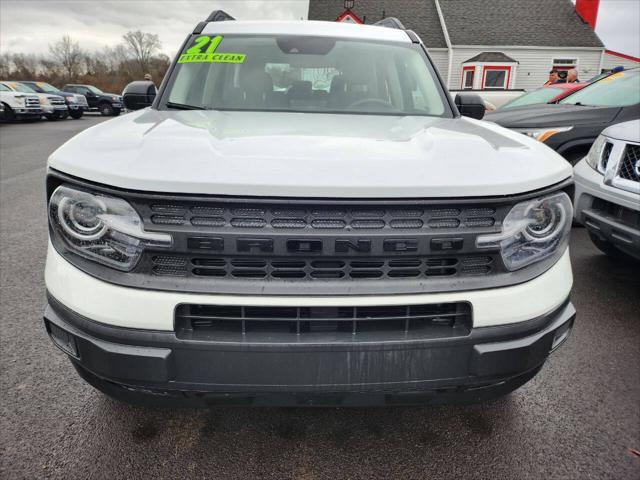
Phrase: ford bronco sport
[{"left": 44, "top": 13, "right": 576, "bottom": 406}]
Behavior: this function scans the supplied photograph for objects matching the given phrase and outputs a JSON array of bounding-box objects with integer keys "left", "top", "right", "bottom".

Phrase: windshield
[
  {"left": 5, "top": 82, "right": 36, "bottom": 93},
  {"left": 560, "top": 70, "right": 639, "bottom": 107},
  {"left": 499, "top": 88, "right": 565, "bottom": 110},
  {"left": 87, "top": 85, "right": 103, "bottom": 94},
  {"left": 32, "top": 82, "right": 60, "bottom": 93},
  {"left": 163, "top": 35, "right": 449, "bottom": 116}
]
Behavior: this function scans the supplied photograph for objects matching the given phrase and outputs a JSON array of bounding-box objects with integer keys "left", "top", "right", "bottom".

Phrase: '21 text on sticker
[{"left": 177, "top": 35, "right": 246, "bottom": 64}]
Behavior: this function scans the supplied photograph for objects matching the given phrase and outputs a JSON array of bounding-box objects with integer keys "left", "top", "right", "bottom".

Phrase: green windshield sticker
[{"left": 178, "top": 35, "right": 246, "bottom": 64}]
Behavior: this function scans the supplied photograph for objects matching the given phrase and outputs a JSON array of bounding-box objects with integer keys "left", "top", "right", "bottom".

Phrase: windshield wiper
[{"left": 165, "top": 101, "right": 205, "bottom": 110}]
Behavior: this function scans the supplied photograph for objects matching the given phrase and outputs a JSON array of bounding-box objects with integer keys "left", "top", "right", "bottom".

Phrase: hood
[
  {"left": 42, "top": 93, "right": 64, "bottom": 101},
  {"left": 602, "top": 119, "right": 640, "bottom": 142},
  {"left": 48, "top": 109, "right": 572, "bottom": 198},
  {"left": 485, "top": 103, "right": 620, "bottom": 128},
  {"left": 53, "top": 91, "right": 75, "bottom": 99}
]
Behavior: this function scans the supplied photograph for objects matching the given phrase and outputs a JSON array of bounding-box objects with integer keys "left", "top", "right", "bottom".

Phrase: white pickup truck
[
  {"left": 0, "top": 82, "right": 42, "bottom": 121},
  {"left": 0, "top": 81, "right": 67, "bottom": 120}
]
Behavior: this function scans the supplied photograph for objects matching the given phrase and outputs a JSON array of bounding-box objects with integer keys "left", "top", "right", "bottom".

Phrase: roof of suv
[{"left": 201, "top": 20, "right": 412, "bottom": 43}]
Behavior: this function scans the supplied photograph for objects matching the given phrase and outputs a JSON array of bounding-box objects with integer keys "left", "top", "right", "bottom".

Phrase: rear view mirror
[
  {"left": 123, "top": 81, "right": 157, "bottom": 110},
  {"left": 454, "top": 93, "right": 485, "bottom": 120}
]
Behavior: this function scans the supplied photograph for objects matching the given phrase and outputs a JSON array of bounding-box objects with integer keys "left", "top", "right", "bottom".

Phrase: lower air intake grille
[{"left": 175, "top": 302, "right": 472, "bottom": 339}]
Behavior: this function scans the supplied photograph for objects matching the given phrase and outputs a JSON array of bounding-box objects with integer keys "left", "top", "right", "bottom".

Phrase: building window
[
  {"left": 552, "top": 58, "right": 577, "bottom": 81},
  {"left": 482, "top": 66, "right": 511, "bottom": 89},
  {"left": 552, "top": 58, "right": 577, "bottom": 71},
  {"left": 462, "top": 67, "right": 475, "bottom": 89}
]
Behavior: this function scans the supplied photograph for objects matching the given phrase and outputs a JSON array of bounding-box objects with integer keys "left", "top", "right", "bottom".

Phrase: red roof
[
  {"left": 335, "top": 10, "right": 363, "bottom": 24},
  {"left": 604, "top": 50, "right": 640, "bottom": 63}
]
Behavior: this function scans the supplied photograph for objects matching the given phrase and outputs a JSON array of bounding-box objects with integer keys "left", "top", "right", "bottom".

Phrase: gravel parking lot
[{"left": 1, "top": 116, "right": 639, "bottom": 479}]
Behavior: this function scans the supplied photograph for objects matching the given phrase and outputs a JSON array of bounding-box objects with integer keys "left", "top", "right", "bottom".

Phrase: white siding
[
  {"left": 449, "top": 47, "right": 603, "bottom": 90},
  {"left": 428, "top": 49, "right": 449, "bottom": 84},
  {"left": 602, "top": 52, "right": 639, "bottom": 71}
]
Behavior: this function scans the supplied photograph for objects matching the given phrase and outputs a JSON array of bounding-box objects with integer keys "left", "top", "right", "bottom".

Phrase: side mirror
[
  {"left": 454, "top": 92, "right": 485, "bottom": 120},
  {"left": 122, "top": 81, "right": 157, "bottom": 110}
]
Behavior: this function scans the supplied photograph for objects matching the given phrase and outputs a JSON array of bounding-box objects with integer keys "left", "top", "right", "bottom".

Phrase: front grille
[
  {"left": 50, "top": 97, "right": 65, "bottom": 106},
  {"left": 175, "top": 302, "right": 472, "bottom": 339},
  {"left": 25, "top": 96, "right": 39, "bottom": 107},
  {"left": 149, "top": 203, "right": 497, "bottom": 231},
  {"left": 150, "top": 254, "right": 494, "bottom": 280},
  {"left": 618, "top": 144, "right": 640, "bottom": 182}
]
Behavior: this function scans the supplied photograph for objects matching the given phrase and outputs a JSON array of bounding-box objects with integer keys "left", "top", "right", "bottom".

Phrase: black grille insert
[
  {"left": 175, "top": 302, "right": 472, "bottom": 339},
  {"left": 149, "top": 254, "right": 494, "bottom": 280}
]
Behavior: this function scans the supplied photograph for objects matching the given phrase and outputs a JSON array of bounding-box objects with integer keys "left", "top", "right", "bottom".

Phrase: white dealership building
[{"left": 308, "top": 0, "right": 633, "bottom": 91}]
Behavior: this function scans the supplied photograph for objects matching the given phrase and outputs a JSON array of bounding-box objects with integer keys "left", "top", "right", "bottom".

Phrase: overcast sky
[{"left": 1, "top": 0, "right": 638, "bottom": 57}]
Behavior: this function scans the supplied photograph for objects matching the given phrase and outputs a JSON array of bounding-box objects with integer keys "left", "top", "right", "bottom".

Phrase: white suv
[{"left": 43, "top": 13, "right": 576, "bottom": 406}]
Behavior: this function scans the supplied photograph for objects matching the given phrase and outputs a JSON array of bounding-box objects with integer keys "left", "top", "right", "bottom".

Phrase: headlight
[
  {"left": 585, "top": 134, "right": 606, "bottom": 172},
  {"left": 516, "top": 126, "right": 573, "bottom": 143},
  {"left": 476, "top": 192, "right": 572, "bottom": 271},
  {"left": 49, "top": 185, "right": 172, "bottom": 271},
  {"left": 66, "top": 96, "right": 78, "bottom": 104}
]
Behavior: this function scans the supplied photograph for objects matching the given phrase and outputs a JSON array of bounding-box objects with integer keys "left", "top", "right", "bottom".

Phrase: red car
[{"left": 498, "top": 83, "right": 586, "bottom": 110}]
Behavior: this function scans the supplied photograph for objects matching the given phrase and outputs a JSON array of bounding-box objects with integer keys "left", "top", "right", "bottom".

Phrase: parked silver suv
[{"left": 574, "top": 119, "right": 640, "bottom": 260}]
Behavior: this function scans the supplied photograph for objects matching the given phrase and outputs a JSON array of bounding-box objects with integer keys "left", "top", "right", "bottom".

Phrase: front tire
[
  {"left": 99, "top": 102, "right": 114, "bottom": 116},
  {"left": 70, "top": 109, "right": 83, "bottom": 119},
  {"left": 2, "top": 103, "right": 16, "bottom": 122}
]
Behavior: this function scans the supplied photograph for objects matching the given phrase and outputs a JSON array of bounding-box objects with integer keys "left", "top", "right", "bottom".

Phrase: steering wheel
[{"left": 347, "top": 98, "right": 397, "bottom": 111}]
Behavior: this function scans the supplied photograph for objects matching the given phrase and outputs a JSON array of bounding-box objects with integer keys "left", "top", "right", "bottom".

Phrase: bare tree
[
  {"left": 10, "top": 53, "right": 40, "bottom": 78},
  {"left": 122, "top": 30, "right": 161, "bottom": 75},
  {"left": 0, "top": 53, "right": 12, "bottom": 78},
  {"left": 48, "top": 35, "right": 84, "bottom": 78}
]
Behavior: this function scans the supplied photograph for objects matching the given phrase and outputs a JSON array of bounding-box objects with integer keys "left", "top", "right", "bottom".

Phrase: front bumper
[
  {"left": 44, "top": 293, "right": 575, "bottom": 406},
  {"left": 13, "top": 107, "right": 42, "bottom": 116},
  {"left": 44, "top": 239, "right": 575, "bottom": 405},
  {"left": 574, "top": 159, "right": 640, "bottom": 259}
]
